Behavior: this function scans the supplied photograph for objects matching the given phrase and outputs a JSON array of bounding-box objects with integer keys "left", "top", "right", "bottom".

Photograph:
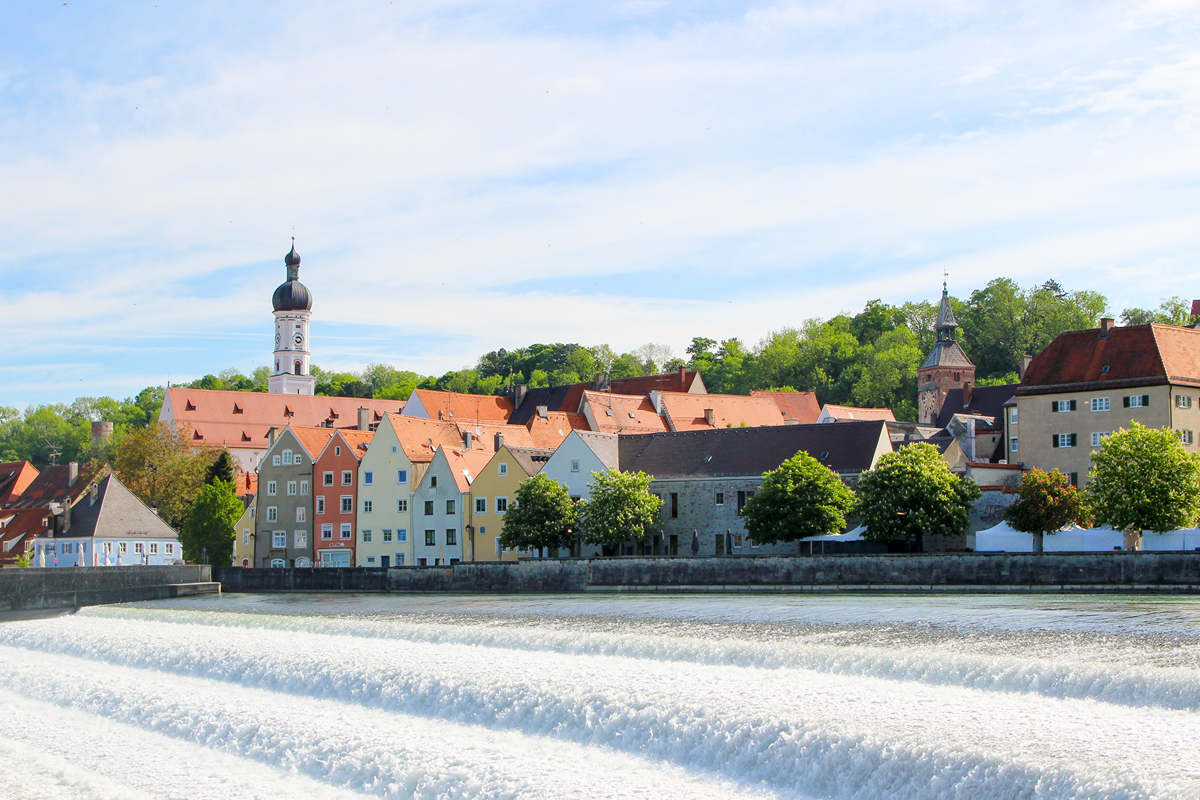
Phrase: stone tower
[
  {"left": 268, "top": 239, "right": 316, "bottom": 396},
  {"left": 917, "top": 282, "right": 975, "bottom": 424}
]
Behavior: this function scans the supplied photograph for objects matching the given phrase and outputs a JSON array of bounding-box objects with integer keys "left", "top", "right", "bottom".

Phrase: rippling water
[{"left": 1, "top": 593, "right": 1198, "bottom": 799}]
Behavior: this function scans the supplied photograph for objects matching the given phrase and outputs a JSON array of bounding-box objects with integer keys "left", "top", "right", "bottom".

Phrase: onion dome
[{"left": 272, "top": 238, "right": 313, "bottom": 311}]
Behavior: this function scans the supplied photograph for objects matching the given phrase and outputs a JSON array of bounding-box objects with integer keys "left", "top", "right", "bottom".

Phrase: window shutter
[
  {"left": 1069, "top": 399, "right": 1077, "bottom": 411},
  {"left": 1051, "top": 435, "right": 1058, "bottom": 448},
  {"left": 1142, "top": 394, "right": 1150, "bottom": 407},
  {"left": 1051, "top": 401, "right": 1058, "bottom": 412},
  {"left": 1123, "top": 396, "right": 1131, "bottom": 408},
  {"left": 1069, "top": 433, "right": 1077, "bottom": 446}
]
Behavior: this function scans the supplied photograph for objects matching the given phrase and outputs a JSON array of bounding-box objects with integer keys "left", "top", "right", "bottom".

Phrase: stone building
[{"left": 917, "top": 283, "right": 976, "bottom": 425}]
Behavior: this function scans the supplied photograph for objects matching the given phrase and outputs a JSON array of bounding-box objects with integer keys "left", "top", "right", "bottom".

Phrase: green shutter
[
  {"left": 1123, "top": 396, "right": 1131, "bottom": 408},
  {"left": 1142, "top": 394, "right": 1150, "bottom": 407}
]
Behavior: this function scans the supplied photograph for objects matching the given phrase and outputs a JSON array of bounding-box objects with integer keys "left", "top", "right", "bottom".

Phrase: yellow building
[
  {"left": 232, "top": 482, "right": 256, "bottom": 567},
  {"left": 466, "top": 445, "right": 552, "bottom": 562}
]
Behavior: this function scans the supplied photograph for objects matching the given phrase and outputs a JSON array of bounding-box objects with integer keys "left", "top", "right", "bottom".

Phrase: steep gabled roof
[
  {"left": 407, "top": 389, "right": 514, "bottom": 422},
  {"left": 581, "top": 391, "right": 670, "bottom": 434},
  {"left": 284, "top": 426, "right": 339, "bottom": 462},
  {"left": 818, "top": 404, "right": 896, "bottom": 423},
  {"left": 750, "top": 390, "right": 822, "bottom": 424},
  {"left": 0, "top": 461, "right": 39, "bottom": 506},
  {"left": 507, "top": 370, "right": 705, "bottom": 424},
  {"left": 45, "top": 473, "right": 179, "bottom": 541},
  {"left": 522, "top": 410, "right": 587, "bottom": 449},
  {"left": 439, "top": 446, "right": 497, "bottom": 492},
  {"left": 617, "top": 421, "right": 889, "bottom": 479},
  {"left": 574, "top": 431, "right": 620, "bottom": 470},
  {"left": 505, "top": 446, "right": 554, "bottom": 476},
  {"left": 656, "top": 391, "right": 785, "bottom": 431},
  {"left": 935, "top": 384, "right": 1018, "bottom": 428},
  {"left": 920, "top": 339, "right": 974, "bottom": 370},
  {"left": 318, "top": 429, "right": 374, "bottom": 462},
  {"left": 1018, "top": 323, "right": 1200, "bottom": 394},
  {"left": 608, "top": 369, "right": 704, "bottom": 395},
  {"left": 6, "top": 464, "right": 100, "bottom": 509}
]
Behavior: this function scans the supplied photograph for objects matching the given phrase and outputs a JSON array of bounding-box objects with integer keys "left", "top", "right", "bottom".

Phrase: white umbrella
[{"left": 38, "top": 545, "right": 45, "bottom": 569}]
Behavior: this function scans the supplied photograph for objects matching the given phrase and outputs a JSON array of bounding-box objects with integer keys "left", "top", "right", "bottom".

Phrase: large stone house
[{"left": 254, "top": 426, "right": 335, "bottom": 567}]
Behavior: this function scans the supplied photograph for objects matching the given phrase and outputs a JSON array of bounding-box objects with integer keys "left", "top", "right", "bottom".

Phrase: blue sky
[{"left": 3, "top": 1, "right": 1200, "bottom": 408}]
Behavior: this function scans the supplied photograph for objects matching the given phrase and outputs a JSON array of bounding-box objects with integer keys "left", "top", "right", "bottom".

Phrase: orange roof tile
[
  {"left": 523, "top": 410, "right": 587, "bottom": 449},
  {"left": 0, "top": 461, "right": 39, "bottom": 506},
  {"left": 581, "top": 391, "right": 670, "bottom": 434},
  {"left": 0, "top": 507, "right": 49, "bottom": 564},
  {"left": 657, "top": 391, "right": 786, "bottom": 431},
  {"left": 820, "top": 404, "right": 896, "bottom": 422},
  {"left": 1019, "top": 323, "right": 1200, "bottom": 393},
  {"left": 751, "top": 390, "right": 822, "bottom": 424},
  {"left": 286, "top": 426, "right": 339, "bottom": 460},
  {"left": 441, "top": 446, "right": 497, "bottom": 492},
  {"left": 408, "top": 389, "right": 514, "bottom": 422}
]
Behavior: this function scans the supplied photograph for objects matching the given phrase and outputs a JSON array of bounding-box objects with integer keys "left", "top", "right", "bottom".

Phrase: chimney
[
  {"left": 536, "top": 405, "right": 548, "bottom": 420},
  {"left": 594, "top": 372, "right": 610, "bottom": 392},
  {"left": 704, "top": 408, "right": 715, "bottom": 427},
  {"left": 89, "top": 483, "right": 98, "bottom": 506},
  {"left": 513, "top": 384, "right": 528, "bottom": 409},
  {"left": 267, "top": 426, "right": 278, "bottom": 446},
  {"left": 962, "top": 381, "right": 973, "bottom": 407},
  {"left": 1100, "top": 317, "right": 1116, "bottom": 332},
  {"left": 678, "top": 366, "right": 686, "bottom": 385},
  {"left": 437, "top": 409, "right": 444, "bottom": 420},
  {"left": 357, "top": 407, "right": 370, "bottom": 431},
  {"left": 67, "top": 462, "right": 78, "bottom": 488},
  {"left": 494, "top": 432, "right": 504, "bottom": 451},
  {"left": 1018, "top": 354, "right": 1032, "bottom": 381},
  {"left": 464, "top": 430, "right": 474, "bottom": 449}
]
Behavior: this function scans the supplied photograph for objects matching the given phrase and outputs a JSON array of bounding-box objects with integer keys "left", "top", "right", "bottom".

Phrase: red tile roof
[
  {"left": 383, "top": 415, "right": 498, "bottom": 463},
  {"left": 608, "top": 369, "right": 704, "bottom": 395},
  {"left": 0, "top": 507, "right": 50, "bottom": 565},
  {"left": 441, "top": 447, "right": 497, "bottom": 492},
  {"left": 751, "top": 390, "right": 822, "bottom": 424},
  {"left": 161, "top": 388, "right": 404, "bottom": 451},
  {"left": 0, "top": 461, "right": 39, "bottom": 506},
  {"left": 581, "top": 391, "right": 670, "bottom": 434},
  {"left": 819, "top": 404, "right": 897, "bottom": 422},
  {"left": 6, "top": 464, "right": 101, "bottom": 509},
  {"left": 408, "top": 389, "right": 514, "bottom": 422},
  {"left": 286, "top": 426, "right": 340, "bottom": 461},
  {"left": 658, "top": 391, "right": 786, "bottom": 431},
  {"left": 1019, "top": 323, "right": 1200, "bottom": 393},
  {"left": 522, "top": 410, "right": 588, "bottom": 449}
]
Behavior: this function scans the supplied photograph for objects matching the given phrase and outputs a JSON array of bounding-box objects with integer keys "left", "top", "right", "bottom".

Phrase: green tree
[
  {"left": 181, "top": 479, "right": 242, "bottom": 565},
  {"left": 1005, "top": 468, "right": 1089, "bottom": 552},
  {"left": 112, "top": 423, "right": 215, "bottom": 529},
  {"left": 578, "top": 469, "right": 664, "bottom": 551},
  {"left": 1086, "top": 422, "right": 1200, "bottom": 550},
  {"left": 741, "top": 450, "right": 856, "bottom": 544},
  {"left": 857, "top": 443, "right": 981, "bottom": 547},
  {"left": 498, "top": 474, "right": 578, "bottom": 554},
  {"left": 204, "top": 450, "right": 238, "bottom": 485}
]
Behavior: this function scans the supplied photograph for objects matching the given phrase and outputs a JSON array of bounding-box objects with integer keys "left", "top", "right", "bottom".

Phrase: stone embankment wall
[
  {"left": 216, "top": 553, "right": 1200, "bottom": 594},
  {"left": 0, "top": 565, "right": 216, "bottom": 617}
]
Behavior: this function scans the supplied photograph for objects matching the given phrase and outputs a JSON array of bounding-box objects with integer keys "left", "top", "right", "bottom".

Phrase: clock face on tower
[{"left": 294, "top": 333, "right": 303, "bottom": 346}]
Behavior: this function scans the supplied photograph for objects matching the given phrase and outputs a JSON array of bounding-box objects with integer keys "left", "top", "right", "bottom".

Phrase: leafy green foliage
[
  {"left": 741, "top": 450, "right": 856, "bottom": 544},
  {"left": 857, "top": 443, "right": 981, "bottom": 543},
  {"left": 204, "top": 451, "right": 238, "bottom": 485},
  {"left": 1005, "top": 468, "right": 1089, "bottom": 551},
  {"left": 181, "top": 479, "right": 243, "bottom": 566},
  {"left": 578, "top": 469, "right": 664, "bottom": 548},
  {"left": 498, "top": 474, "right": 578, "bottom": 553},
  {"left": 1086, "top": 422, "right": 1200, "bottom": 544},
  {"left": 111, "top": 423, "right": 216, "bottom": 529},
  {"left": 1120, "top": 296, "right": 1198, "bottom": 327}
]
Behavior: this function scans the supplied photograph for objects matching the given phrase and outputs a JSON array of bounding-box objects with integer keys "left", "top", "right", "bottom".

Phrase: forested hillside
[{"left": 2, "top": 279, "right": 1190, "bottom": 469}]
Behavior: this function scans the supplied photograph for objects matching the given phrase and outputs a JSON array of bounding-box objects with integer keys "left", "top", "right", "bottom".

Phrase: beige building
[
  {"left": 466, "top": 445, "right": 552, "bottom": 562},
  {"left": 1006, "top": 319, "right": 1200, "bottom": 485}
]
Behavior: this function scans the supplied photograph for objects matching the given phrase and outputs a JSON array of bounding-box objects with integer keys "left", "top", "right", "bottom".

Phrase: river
[{"left": 0, "top": 593, "right": 1198, "bottom": 799}]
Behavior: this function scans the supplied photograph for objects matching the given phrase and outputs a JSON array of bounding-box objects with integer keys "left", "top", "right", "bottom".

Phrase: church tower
[
  {"left": 917, "top": 282, "right": 975, "bottom": 424},
  {"left": 268, "top": 239, "right": 316, "bottom": 395}
]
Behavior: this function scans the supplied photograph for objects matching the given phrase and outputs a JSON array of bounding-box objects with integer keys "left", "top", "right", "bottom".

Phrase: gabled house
[
  {"left": 411, "top": 445, "right": 492, "bottom": 565},
  {"left": 401, "top": 389, "right": 514, "bottom": 422},
  {"left": 935, "top": 383, "right": 1018, "bottom": 463},
  {"left": 750, "top": 390, "right": 822, "bottom": 424},
  {"left": 2, "top": 462, "right": 100, "bottom": 566},
  {"left": 30, "top": 473, "right": 181, "bottom": 567},
  {"left": 816, "top": 404, "right": 896, "bottom": 424},
  {"left": 617, "top": 422, "right": 892, "bottom": 557},
  {"left": 652, "top": 391, "right": 786, "bottom": 431},
  {"left": 539, "top": 431, "right": 619, "bottom": 558},
  {"left": 0, "top": 461, "right": 39, "bottom": 506},
  {"left": 254, "top": 426, "right": 335, "bottom": 567},
  {"left": 231, "top": 472, "right": 257, "bottom": 567},
  {"left": 507, "top": 368, "right": 706, "bottom": 426},
  {"left": 579, "top": 391, "right": 669, "bottom": 434},
  {"left": 467, "top": 445, "right": 553, "bottom": 561},
  {"left": 313, "top": 428, "right": 372, "bottom": 567}
]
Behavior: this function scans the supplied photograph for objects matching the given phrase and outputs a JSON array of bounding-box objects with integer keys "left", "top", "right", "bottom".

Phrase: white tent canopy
[{"left": 975, "top": 522, "right": 1200, "bottom": 552}]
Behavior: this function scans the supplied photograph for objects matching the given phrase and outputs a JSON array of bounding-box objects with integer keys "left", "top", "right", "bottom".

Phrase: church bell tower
[
  {"left": 917, "top": 281, "right": 975, "bottom": 424},
  {"left": 268, "top": 238, "right": 316, "bottom": 396}
]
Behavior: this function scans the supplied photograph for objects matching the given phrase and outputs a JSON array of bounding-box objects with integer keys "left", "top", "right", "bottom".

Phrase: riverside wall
[
  {"left": 0, "top": 565, "right": 216, "bottom": 617},
  {"left": 215, "top": 553, "right": 1200, "bottom": 594}
]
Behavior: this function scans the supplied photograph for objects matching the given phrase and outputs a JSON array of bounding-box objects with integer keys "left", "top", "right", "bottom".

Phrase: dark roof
[
  {"left": 45, "top": 474, "right": 178, "bottom": 541},
  {"left": 272, "top": 241, "right": 312, "bottom": 311},
  {"left": 506, "top": 446, "right": 554, "bottom": 475},
  {"left": 507, "top": 369, "right": 704, "bottom": 425},
  {"left": 617, "top": 421, "right": 888, "bottom": 479},
  {"left": 508, "top": 384, "right": 582, "bottom": 425},
  {"left": 1017, "top": 323, "right": 1200, "bottom": 395},
  {"left": 7, "top": 464, "right": 97, "bottom": 509},
  {"left": 935, "top": 384, "right": 1018, "bottom": 427},
  {"left": 920, "top": 339, "right": 974, "bottom": 370}
]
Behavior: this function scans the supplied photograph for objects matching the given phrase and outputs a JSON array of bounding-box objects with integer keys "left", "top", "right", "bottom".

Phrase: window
[
  {"left": 396, "top": 553, "right": 405, "bottom": 565},
  {"left": 134, "top": 542, "right": 144, "bottom": 555},
  {"left": 296, "top": 506, "right": 306, "bottom": 522},
  {"left": 1177, "top": 395, "right": 1193, "bottom": 409},
  {"left": 1124, "top": 394, "right": 1150, "bottom": 408},
  {"left": 496, "top": 497, "right": 508, "bottom": 513},
  {"left": 149, "top": 542, "right": 159, "bottom": 555},
  {"left": 283, "top": 449, "right": 293, "bottom": 464},
  {"left": 299, "top": 480, "right": 309, "bottom": 495},
  {"left": 266, "top": 481, "right": 277, "bottom": 496},
  {"left": 1010, "top": 436, "right": 1019, "bottom": 453},
  {"left": 271, "top": 558, "right": 285, "bottom": 568},
  {"left": 363, "top": 499, "right": 373, "bottom": 514},
  {"left": 323, "top": 471, "right": 334, "bottom": 486},
  {"left": 340, "top": 523, "right": 352, "bottom": 539},
  {"left": 341, "top": 496, "right": 353, "bottom": 513},
  {"left": 1090, "top": 397, "right": 1111, "bottom": 412},
  {"left": 446, "top": 499, "right": 455, "bottom": 515},
  {"left": 425, "top": 530, "right": 436, "bottom": 546},
  {"left": 1051, "top": 400, "right": 1077, "bottom": 413},
  {"left": 273, "top": 531, "right": 286, "bottom": 548},
  {"left": 397, "top": 499, "right": 408, "bottom": 513},
  {"left": 362, "top": 529, "right": 373, "bottom": 543},
  {"left": 382, "top": 529, "right": 393, "bottom": 542},
  {"left": 670, "top": 493, "right": 679, "bottom": 518},
  {"left": 334, "top": 445, "right": 341, "bottom": 456},
  {"left": 165, "top": 543, "right": 174, "bottom": 555},
  {"left": 342, "top": 471, "right": 353, "bottom": 485},
  {"left": 1068, "top": 472, "right": 1079, "bottom": 487},
  {"left": 1052, "top": 433, "right": 1078, "bottom": 448},
  {"left": 570, "top": 459, "right": 580, "bottom": 473},
  {"left": 1008, "top": 407, "right": 1018, "bottom": 425},
  {"left": 397, "top": 469, "right": 408, "bottom": 484},
  {"left": 715, "top": 492, "right": 724, "bottom": 506},
  {"left": 430, "top": 476, "right": 438, "bottom": 488},
  {"left": 272, "top": 455, "right": 281, "bottom": 466},
  {"left": 737, "top": 490, "right": 754, "bottom": 512},
  {"left": 476, "top": 497, "right": 487, "bottom": 513},
  {"left": 321, "top": 524, "right": 333, "bottom": 540},
  {"left": 1180, "top": 430, "right": 1195, "bottom": 445},
  {"left": 119, "top": 541, "right": 127, "bottom": 554},
  {"left": 287, "top": 480, "right": 297, "bottom": 496},
  {"left": 424, "top": 500, "right": 434, "bottom": 516},
  {"left": 1091, "top": 432, "right": 1111, "bottom": 447},
  {"left": 294, "top": 530, "right": 306, "bottom": 548},
  {"left": 498, "top": 463, "right": 508, "bottom": 476},
  {"left": 316, "top": 496, "right": 325, "bottom": 514},
  {"left": 446, "top": 528, "right": 457, "bottom": 546},
  {"left": 398, "top": 528, "right": 408, "bottom": 542},
  {"left": 266, "top": 506, "right": 278, "bottom": 522},
  {"left": 367, "top": 556, "right": 376, "bottom": 564},
  {"left": 363, "top": 471, "right": 373, "bottom": 485},
  {"left": 242, "top": 528, "right": 250, "bottom": 545},
  {"left": 392, "top": 445, "right": 398, "bottom": 453}
]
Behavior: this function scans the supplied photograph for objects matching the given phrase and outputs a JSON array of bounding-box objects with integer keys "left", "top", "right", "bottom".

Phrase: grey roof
[
  {"left": 575, "top": 431, "right": 619, "bottom": 469},
  {"left": 506, "top": 446, "right": 554, "bottom": 475},
  {"left": 935, "top": 384, "right": 1018, "bottom": 428},
  {"left": 273, "top": 242, "right": 312, "bottom": 311},
  {"left": 920, "top": 340, "right": 974, "bottom": 370},
  {"left": 617, "top": 422, "right": 888, "bottom": 479},
  {"left": 935, "top": 285, "right": 958, "bottom": 329},
  {"left": 46, "top": 474, "right": 179, "bottom": 540}
]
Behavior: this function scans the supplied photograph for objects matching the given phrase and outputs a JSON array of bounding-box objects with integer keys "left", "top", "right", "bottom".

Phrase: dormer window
[
  {"left": 185, "top": 400, "right": 196, "bottom": 411},
  {"left": 233, "top": 404, "right": 243, "bottom": 414}
]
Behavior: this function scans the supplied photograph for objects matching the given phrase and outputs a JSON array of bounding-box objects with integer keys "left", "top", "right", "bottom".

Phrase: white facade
[
  {"left": 539, "top": 431, "right": 617, "bottom": 557},
  {"left": 269, "top": 309, "right": 315, "bottom": 395},
  {"left": 32, "top": 537, "right": 180, "bottom": 567},
  {"left": 354, "top": 421, "right": 418, "bottom": 567},
  {"left": 412, "top": 449, "right": 466, "bottom": 566}
]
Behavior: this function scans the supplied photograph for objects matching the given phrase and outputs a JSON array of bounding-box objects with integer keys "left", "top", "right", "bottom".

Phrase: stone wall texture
[{"left": 0, "top": 565, "right": 214, "bottom": 614}]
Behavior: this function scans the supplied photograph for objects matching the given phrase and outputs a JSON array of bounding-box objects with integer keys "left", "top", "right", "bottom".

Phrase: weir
[
  {"left": 0, "top": 565, "right": 218, "bottom": 619},
  {"left": 214, "top": 552, "right": 1200, "bottom": 594}
]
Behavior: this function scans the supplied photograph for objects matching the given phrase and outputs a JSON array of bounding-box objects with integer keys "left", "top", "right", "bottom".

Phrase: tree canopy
[
  {"left": 498, "top": 474, "right": 578, "bottom": 554},
  {"left": 1005, "top": 468, "right": 1089, "bottom": 552},
  {"left": 1086, "top": 422, "right": 1200, "bottom": 550},
  {"left": 578, "top": 469, "right": 663, "bottom": 550},
  {"left": 111, "top": 423, "right": 217, "bottom": 529},
  {"left": 741, "top": 450, "right": 856, "bottom": 544},
  {"left": 181, "top": 478, "right": 243, "bottom": 566},
  {"left": 856, "top": 443, "right": 980, "bottom": 544}
]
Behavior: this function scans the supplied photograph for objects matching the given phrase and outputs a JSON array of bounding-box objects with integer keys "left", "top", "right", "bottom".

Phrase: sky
[{"left": 3, "top": 0, "right": 1199, "bottom": 409}]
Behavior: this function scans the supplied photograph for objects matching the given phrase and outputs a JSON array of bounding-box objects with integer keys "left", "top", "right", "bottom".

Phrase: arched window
[{"left": 294, "top": 360, "right": 302, "bottom": 375}]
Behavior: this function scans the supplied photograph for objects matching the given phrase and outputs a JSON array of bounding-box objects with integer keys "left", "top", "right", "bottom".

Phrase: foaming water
[{"left": 2, "top": 593, "right": 1198, "bottom": 799}]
